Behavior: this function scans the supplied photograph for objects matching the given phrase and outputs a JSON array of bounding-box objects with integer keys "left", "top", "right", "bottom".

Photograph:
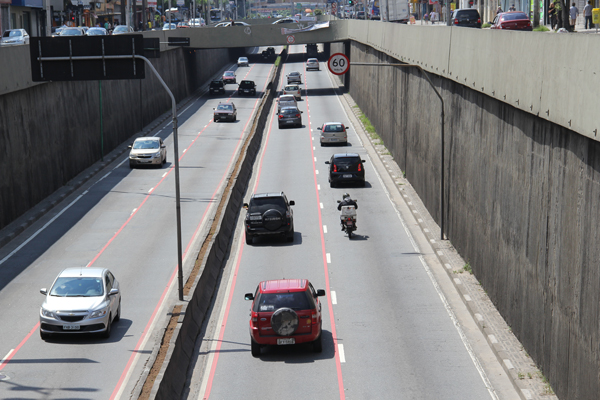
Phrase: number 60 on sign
[{"left": 327, "top": 53, "right": 350, "bottom": 75}]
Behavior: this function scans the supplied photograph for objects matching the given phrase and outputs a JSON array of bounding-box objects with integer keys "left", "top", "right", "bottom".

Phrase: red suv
[{"left": 244, "top": 279, "right": 326, "bottom": 357}]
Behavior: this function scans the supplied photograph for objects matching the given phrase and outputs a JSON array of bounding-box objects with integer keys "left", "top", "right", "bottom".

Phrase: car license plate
[
  {"left": 277, "top": 338, "right": 295, "bottom": 345},
  {"left": 346, "top": 221, "right": 353, "bottom": 226},
  {"left": 244, "top": 90, "right": 249, "bottom": 92},
  {"left": 343, "top": 174, "right": 352, "bottom": 178},
  {"left": 286, "top": 120, "right": 294, "bottom": 123},
  {"left": 330, "top": 138, "right": 338, "bottom": 141},
  {"left": 63, "top": 325, "right": 80, "bottom": 330}
]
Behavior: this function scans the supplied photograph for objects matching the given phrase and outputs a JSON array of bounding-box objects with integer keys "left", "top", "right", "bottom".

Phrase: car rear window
[
  {"left": 457, "top": 10, "right": 480, "bottom": 18},
  {"left": 502, "top": 12, "right": 527, "bottom": 20},
  {"left": 324, "top": 124, "right": 343, "bottom": 132},
  {"left": 285, "top": 86, "right": 299, "bottom": 91},
  {"left": 217, "top": 104, "right": 233, "bottom": 110},
  {"left": 334, "top": 157, "right": 360, "bottom": 166},
  {"left": 281, "top": 108, "right": 300, "bottom": 115},
  {"left": 254, "top": 291, "right": 312, "bottom": 311},
  {"left": 248, "top": 197, "right": 287, "bottom": 213}
]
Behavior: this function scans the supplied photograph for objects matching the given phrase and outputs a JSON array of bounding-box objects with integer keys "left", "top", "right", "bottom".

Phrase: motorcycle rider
[{"left": 337, "top": 193, "right": 358, "bottom": 230}]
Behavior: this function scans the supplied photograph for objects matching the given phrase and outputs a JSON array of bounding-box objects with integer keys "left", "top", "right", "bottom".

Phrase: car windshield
[
  {"left": 240, "top": 81, "right": 254, "bottom": 87},
  {"left": 88, "top": 28, "right": 106, "bottom": 35},
  {"left": 50, "top": 277, "right": 104, "bottom": 297},
  {"left": 255, "top": 292, "right": 311, "bottom": 311},
  {"left": 502, "top": 12, "right": 527, "bottom": 20},
  {"left": 133, "top": 139, "right": 160, "bottom": 149},
  {"left": 308, "top": 59, "right": 317, "bottom": 63},
  {"left": 239, "top": 57, "right": 248, "bottom": 61},
  {"left": 324, "top": 124, "right": 343, "bottom": 132},
  {"left": 61, "top": 28, "right": 82, "bottom": 35},
  {"left": 8, "top": 31, "right": 23, "bottom": 37},
  {"left": 334, "top": 157, "right": 360, "bottom": 166},
  {"left": 114, "top": 26, "right": 128, "bottom": 32},
  {"left": 248, "top": 197, "right": 287, "bottom": 213},
  {"left": 217, "top": 104, "right": 233, "bottom": 111}
]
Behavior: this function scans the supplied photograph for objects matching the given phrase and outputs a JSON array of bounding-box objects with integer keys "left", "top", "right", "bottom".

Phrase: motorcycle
[{"left": 337, "top": 201, "right": 357, "bottom": 239}]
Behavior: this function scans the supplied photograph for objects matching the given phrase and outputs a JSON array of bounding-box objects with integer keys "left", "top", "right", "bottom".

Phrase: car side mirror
[
  {"left": 300, "top": 111, "right": 303, "bottom": 113},
  {"left": 325, "top": 161, "right": 330, "bottom": 164},
  {"left": 337, "top": 200, "right": 341, "bottom": 203},
  {"left": 128, "top": 145, "right": 132, "bottom": 149},
  {"left": 213, "top": 108, "right": 216, "bottom": 110},
  {"left": 109, "top": 288, "right": 119, "bottom": 296},
  {"left": 244, "top": 293, "right": 254, "bottom": 300},
  {"left": 161, "top": 144, "right": 166, "bottom": 148},
  {"left": 362, "top": 160, "right": 366, "bottom": 163},
  {"left": 243, "top": 203, "right": 249, "bottom": 209},
  {"left": 40, "top": 288, "right": 47, "bottom": 295},
  {"left": 289, "top": 200, "right": 295, "bottom": 206},
  {"left": 316, "top": 289, "right": 326, "bottom": 297},
  {"left": 317, "top": 127, "right": 322, "bottom": 130}
]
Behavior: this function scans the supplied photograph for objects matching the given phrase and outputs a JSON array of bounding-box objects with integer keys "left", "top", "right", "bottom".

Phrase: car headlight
[
  {"left": 90, "top": 308, "right": 107, "bottom": 319},
  {"left": 41, "top": 308, "right": 56, "bottom": 318},
  {"left": 153, "top": 151, "right": 161, "bottom": 157}
]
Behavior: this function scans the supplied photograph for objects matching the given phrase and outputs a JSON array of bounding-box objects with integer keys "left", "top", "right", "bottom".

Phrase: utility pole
[
  {"left": 45, "top": 0, "right": 52, "bottom": 36},
  {"left": 533, "top": 0, "right": 540, "bottom": 26}
]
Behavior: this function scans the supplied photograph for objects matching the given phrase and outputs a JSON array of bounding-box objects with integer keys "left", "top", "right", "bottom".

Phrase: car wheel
[
  {"left": 245, "top": 233, "right": 253, "bottom": 245},
  {"left": 313, "top": 332, "right": 323, "bottom": 353},
  {"left": 252, "top": 90, "right": 256, "bottom": 95},
  {"left": 251, "top": 338, "right": 261, "bottom": 357},
  {"left": 40, "top": 330, "right": 51, "bottom": 341},
  {"left": 271, "top": 308, "right": 299, "bottom": 336},
  {"left": 114, "top": 300, "right": 121, "bottom": 322},
  {"left": 102, "top": 314, "right": 112, "bottom": 339}
]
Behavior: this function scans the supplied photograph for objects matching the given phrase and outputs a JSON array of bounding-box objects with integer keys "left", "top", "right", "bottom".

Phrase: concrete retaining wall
[
  {"left": 0, "top": 47, "right": 231, "bottom": 231},
  {"left": 333, "top": 40, "right": 600, "bottom": 400}
]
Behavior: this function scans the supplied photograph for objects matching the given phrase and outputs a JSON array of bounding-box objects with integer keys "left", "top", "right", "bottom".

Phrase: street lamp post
[{"left": 350, "top": 62, "right": 446, "bottom": 240}]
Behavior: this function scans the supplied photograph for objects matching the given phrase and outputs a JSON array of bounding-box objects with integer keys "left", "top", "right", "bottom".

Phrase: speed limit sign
[{"left": 328, "top": 53, "right": 350, "bottom": 75}]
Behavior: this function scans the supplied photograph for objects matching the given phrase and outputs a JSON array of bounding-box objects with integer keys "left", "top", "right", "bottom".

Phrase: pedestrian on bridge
[
  {"left": 549, "top": 1, "right": 557, "bottom": 30},
  {"left": 569, "top": 2, "right": 579, "bottom": 29},
  {"left": 584, "top": 0, "right": 593, "bottom": 29}
]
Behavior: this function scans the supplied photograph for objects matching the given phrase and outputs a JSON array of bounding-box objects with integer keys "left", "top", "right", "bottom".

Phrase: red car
[
  {"left": 490, "top": 12, "right": 532, "bottom": 30},
  {"left": 245, "top": 279, "right": 326, "bottom": 357},
  {"left": 222, "top": 70, "right": 237, "bottom": 84}
]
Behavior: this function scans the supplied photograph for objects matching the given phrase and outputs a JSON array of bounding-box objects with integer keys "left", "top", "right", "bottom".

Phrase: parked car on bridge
[
  {"left": 222, "top": 70, "right": 237, "bottom": 84},
  {"left": 177, "top": 21, "right": 190, "bottom": 28},
  {"left": 162, "top": 23, "right": 177, "bottom": 30},
  {"left": 215, "top": 21, "right": 251, "bottom": 27},
  {"left": 86, "top": 27, "right": 108, "bottom": 36},
  {"left": 237, "top": 56, "right": 249, "bottom": 67},
  {"left": 59, "top": 27, "right": 86, "bottom": 36},
  {"left": 39, "top": 267, "right": 121, "bottom": 340},
  {"left": 52, "top": 25, "right": 68, "bottom": 37},
  {"left": 113, "top": 25, "right": 135, "bottom": 34},
  {"left": 243, "top": 192, "right": 295, "bottom": 244},
  {"left": 306, "top": 58, "right": 320, "bottom": 71},
  {"left": 189, "top": 17, "right": 206, "bottom": 27},
  {"left": 238, "top": 80, "right": 257, "bottom": 95},
  {"left": 286, "top": 71, "right": 302, "bottom": 84},
  {"left": 451, "top": 9, "right": 482, "bottom": 28},
  {"left": 282, "top": 84, "right": 301, "bottom": 100},
  {"left": 325, "top": 153, "right": 366, "bottom": 187},
  {"left": 213, "top": 102, "right": 237, "bottom": 122},
  {"left": 272, "top": 17, "right": 299, "bottom": 24},
  {"left": 0, "top": 29, "right": 30, "bottom": 45},
  {"left": 318, "top": 122, "right": 349, "bottom": 146},
  {"left": 128, "top": 137, "right": 167, "bottom": 168},
  {"left": 244, "top": 279, "right": 325, "bottom": 356},
  {"left": 209, "top": 79, "right": 225, "bottom": 94},
  {"left": 490, "top": 12, "right": 532, "bottom": 30},
  {"left": 278, "top": 106, "right": 303, "bottom": 128}
]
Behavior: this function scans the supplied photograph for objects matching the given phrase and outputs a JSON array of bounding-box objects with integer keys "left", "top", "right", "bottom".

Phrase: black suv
[
  {"left": 325, "top": 153, "right": 366, "bottom": 187},
  {"left": 451, "top": 9, "right": 482, "bottom": 28},
  {"left": 243, "top": 192, "right": 295, "bottom": 244},
  {"left": 238, "top": 80, "right": 257, "bottom": 96},
  {"left": 209, "top": 79, "right": 225, "bottom": 95}
]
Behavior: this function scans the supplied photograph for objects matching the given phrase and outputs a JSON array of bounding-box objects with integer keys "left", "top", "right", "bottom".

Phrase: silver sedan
[
  {"left": 128, "top": 137, "right": 167, "bottom": 168},
  {"left": 39, "top": 267, "right": 121, "bottom": 339}
]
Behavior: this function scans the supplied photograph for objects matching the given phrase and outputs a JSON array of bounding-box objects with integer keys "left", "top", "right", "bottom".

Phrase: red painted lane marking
[
  {"left": 0, "top": 65, "right": 273, "bottom": 391},
  {"left": 304, "top": 63, "right": 346, "bottom": 399},
  {"left": 203, "top": 65, "right": 282, "bottom": 399}
]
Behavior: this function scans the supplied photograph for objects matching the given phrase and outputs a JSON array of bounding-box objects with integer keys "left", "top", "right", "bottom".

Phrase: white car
[
  {"left": 163, "top": 23, "right": 177, "bottom": 30},
  {"left": 306, "top": 58, "right": 320, "bottom": 71},
  {"left": 215, "top": 21, "right": 250, "bottom": 27},
  {"left": 283, "top": 84, "right": 301, "bottom": 100},
  {"left": 237, "top": 57, "right": 249, "bottom": 67},
  {"left": 1, "top": 29, "right": 30, "bottom": 45},
  {"left": 40, "top": 267, "right": 121, "bottom": 339},
  {"left": 128, "top": 137, "right": 167, "bottom": 168},
  {"left": 318, "top": 122, "right": 350, "bottom": 146},
  {"left": 113, "top": 25, "right": 135, "bottom": 34},
  {"left": 189, "top": 17, "right": 206, "bottom": 27},
  {"left": 272, "top": 17, "right": 299, "bottom": 24}
]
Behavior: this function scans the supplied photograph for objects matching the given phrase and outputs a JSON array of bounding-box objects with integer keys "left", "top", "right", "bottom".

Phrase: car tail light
[
  {"left": 251, "top": 311, "right": 258, "bottom": 325},
  {"left": 296, "top": 114, "right": 301, "bottom": 118},
  {"left": 454, "top": 18, "right": 459, "bottom": 24},
  {"left": 477, "top": 18, "right": 481, "bottom": 24},
  {"left": 333, "top": 164, "right": 337, "bottom": 172},
  {"left": 312, "top": 312, "right": 317, "bottom": 324},
  {"left": 358, "top": 163, "right": 362, "bottom": 172},
  {"left": 279, "top": 114, "right": 283, "bottom": 119}
]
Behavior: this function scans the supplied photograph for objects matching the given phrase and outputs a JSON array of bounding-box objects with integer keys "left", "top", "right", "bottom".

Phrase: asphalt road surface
[
  {"left": 0, "top": 47, "right": 280, "bottom": 399},
  {"left": 187, "top": 45, "right": 517, "bottom": 400}
]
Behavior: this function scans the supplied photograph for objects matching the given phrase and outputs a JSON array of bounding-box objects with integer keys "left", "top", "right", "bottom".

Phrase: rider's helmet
[{"left": 343, "top": 193, "right": 351, "bottom": 199}]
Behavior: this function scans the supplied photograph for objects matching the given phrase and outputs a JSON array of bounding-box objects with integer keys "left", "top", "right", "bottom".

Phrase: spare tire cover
[
  {"left": 271, "top": 308, "right": 299, "bottom": 336},
  {"left": 262, "top": 209, "right": 284, "bottom": 231}
]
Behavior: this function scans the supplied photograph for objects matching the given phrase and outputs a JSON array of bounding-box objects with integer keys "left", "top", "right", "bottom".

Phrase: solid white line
[
  {"left": 323, "top": 225, "right": 327, "bottom": 233},
  {"left": 331, "top": 291, "right": 337, "bottom": 304},
  {"left": 326, "top": 253, "right": 331, "bottom": 263},
  {"left": 338, "top": 344, "right": 346, "bottom": 363},
  {"left": 98, "top": 172, "right": 111, "bottom": 182},
  {"left": 0, "top": 194, "right": 84, "bottom": 266},
  {"left": 1, "top": 349, "right": 14, "bottom": 364}
]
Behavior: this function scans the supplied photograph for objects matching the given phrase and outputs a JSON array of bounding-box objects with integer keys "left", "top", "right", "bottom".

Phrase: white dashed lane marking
[
  {"left": 320, "top": 203, "right": 323, "bottom": 209},
  {"left": 338, "top": 344, "right": 346, "bottom": 363},
  {"left": 148, "top": 187, "right": 154, "bottom": 193},
  {"left": 331, "top": 291, "right": 337, "bottom": 304},
  {"left": 323, "top": 225, "right": 327, "bottom": 233},
  {"left": 326, "top": 253, "right": 331, "bottom": 263}
]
